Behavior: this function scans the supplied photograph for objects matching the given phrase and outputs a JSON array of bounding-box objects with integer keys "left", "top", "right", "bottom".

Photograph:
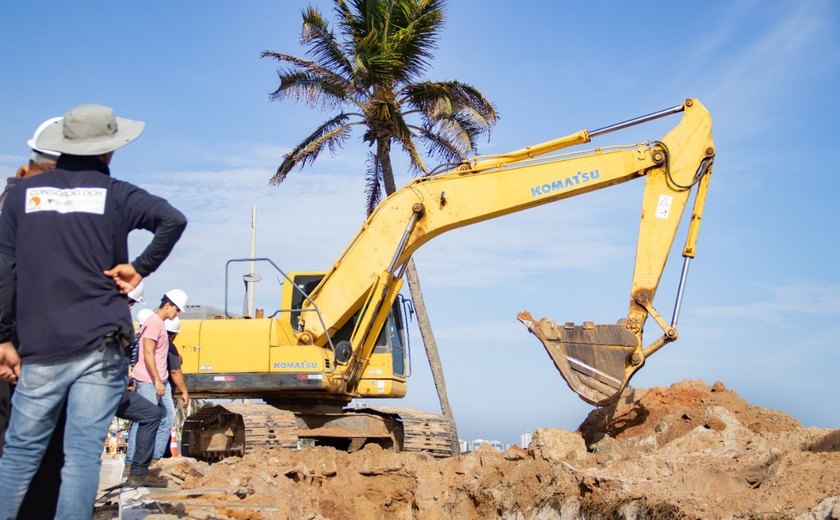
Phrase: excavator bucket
[{"left": 517, "top": 311, "right": 642, "bottom": 407}]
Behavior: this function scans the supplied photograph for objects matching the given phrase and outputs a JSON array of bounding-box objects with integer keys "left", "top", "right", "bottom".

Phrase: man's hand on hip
[
  {"left": 104, "top": 263, "right": 142, "bottom": 295},
  {"left": 0, "top": 342, "right": 21, "bottom": 383}
]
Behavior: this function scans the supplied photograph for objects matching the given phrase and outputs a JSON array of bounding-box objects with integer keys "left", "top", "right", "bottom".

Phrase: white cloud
[
  {"left": 436, "top": 320, "right": 526, "bottom": 347},
  {"left": 413, "top": 183, "right": 642, "bottom": 288},
  {"left": 128, "top": 164, "right": 369, "bottom": 311},
  {"left": 682, "top": 1, "right": 837, "bottom": 137},
  {"left": 692, "top": 280, "right": 840, "bottom": 325},
  {"left": 0, "top": 154, "right": 26, "bottom": 178}
]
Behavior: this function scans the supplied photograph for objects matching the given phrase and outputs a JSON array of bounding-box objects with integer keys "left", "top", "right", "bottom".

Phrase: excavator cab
[{"left": 283, "top": 272, "right": 411, "bottom": 398}]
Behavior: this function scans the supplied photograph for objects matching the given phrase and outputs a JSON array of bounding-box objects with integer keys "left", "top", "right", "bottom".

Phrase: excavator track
[
  {"left": 226, "top": 403, "right": 299, "bottom": 451},
  {"left": 181, "top": 403, "right": 298, "bottom": 460},
  {"left": 358, "top": 406, "right": 456, "bottom": 458},
  {"left": 181, "top": 403, "right": 456, "bottom": 460}
]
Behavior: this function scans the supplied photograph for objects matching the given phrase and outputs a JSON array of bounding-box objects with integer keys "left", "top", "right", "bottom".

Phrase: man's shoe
[
  {"left": 124, "top": 473, "right": 169, "bottom": 488},
  {"left": 122, "top": 464, "right": 131, "bottom": 479}
]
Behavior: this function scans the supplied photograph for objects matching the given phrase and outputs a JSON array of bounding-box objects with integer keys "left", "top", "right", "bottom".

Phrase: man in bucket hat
[{"left": 0, "top": 104, "right": 187, "bottom": 518}]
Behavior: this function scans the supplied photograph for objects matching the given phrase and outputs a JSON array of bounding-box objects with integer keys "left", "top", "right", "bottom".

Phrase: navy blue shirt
[
  {"left": 167, "top": 339, "right": 182, "bottom": 372},
  {"left": 0, "top": 155, "right": 186, "bottom": 362}
]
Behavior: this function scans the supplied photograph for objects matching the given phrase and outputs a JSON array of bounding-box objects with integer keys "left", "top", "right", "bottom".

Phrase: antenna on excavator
[{"left": 243, "top": 205, "right": 262, "bottom": 317}]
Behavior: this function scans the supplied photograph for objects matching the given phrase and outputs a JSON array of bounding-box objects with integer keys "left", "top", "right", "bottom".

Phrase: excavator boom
[
  {"left": 518, "top": 100, "right": 714, "bottom": 405},
  {"left": 300, "top": 99, "right": 714, "bottom": 407}
]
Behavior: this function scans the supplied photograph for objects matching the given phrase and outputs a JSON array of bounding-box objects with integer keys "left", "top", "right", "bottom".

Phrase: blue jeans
[
  {"left": 155, "top": 381, "right": 175, "bottom": 458},
  {"left": 115, "top": 389, "right": 164, "bottom": 475},
  {"left": 0, "top": 344, "right": 127, "bottom": 520},
  {"left": 125, "top": 380, "right": 164, "bottom": 465}
]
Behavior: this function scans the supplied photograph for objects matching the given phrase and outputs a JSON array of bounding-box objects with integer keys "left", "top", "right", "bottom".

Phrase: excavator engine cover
[{"left": 518, "top": 312, "right": 641, "bottom": 407}]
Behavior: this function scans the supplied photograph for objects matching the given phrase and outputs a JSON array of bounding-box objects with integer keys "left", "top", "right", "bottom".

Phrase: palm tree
[{"left": 262, "top": 0, "right": 498, "bottom": 454}]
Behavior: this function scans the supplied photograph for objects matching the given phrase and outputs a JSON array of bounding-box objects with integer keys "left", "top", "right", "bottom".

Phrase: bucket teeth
[{"left": 517, "top": 311, "right": 642, "bottom": 406}]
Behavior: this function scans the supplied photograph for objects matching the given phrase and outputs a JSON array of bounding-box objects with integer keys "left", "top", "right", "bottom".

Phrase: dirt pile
[{"left": 147, "top": 380, "right": 840, "bottom": 519}]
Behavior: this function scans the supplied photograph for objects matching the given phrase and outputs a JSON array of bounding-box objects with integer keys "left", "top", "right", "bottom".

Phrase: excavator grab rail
[{"left": 223, "top": 257, "right": 337, "bottom": 357}]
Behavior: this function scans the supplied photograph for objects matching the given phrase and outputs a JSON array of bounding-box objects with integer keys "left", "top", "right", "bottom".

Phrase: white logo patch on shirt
[{"left": 25, "top": 187, "right": 107, "bottom": 215}]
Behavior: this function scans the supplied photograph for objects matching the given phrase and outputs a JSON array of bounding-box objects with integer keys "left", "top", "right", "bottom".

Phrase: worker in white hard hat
[
  {"left": 114, "top": 301, "right": 167, "bottom": 487},
  {"left": 0, "top": 118, "right": 62, "bottom": 212},
  {"left": 0, "top": 116, "right": 63, "bottom": 459},
  {"left": 0, "top": 117, "right": 71, "bottom": 519},
  {"left": 19, "top": 117, "right": 62, "bottom": 178},
  {"left": 125, "top": 289, "right": 188, "bottom": 473},
  {"left": 151, "top": 316, "right": 190, "bottom": 460}
]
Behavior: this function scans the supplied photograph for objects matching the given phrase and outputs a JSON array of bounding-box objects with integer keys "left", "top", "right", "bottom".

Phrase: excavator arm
[{"left": 299, "top": 99, "right": 715, "bottom": 405}]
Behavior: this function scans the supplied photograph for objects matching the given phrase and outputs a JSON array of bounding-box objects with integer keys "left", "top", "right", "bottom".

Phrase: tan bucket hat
[{"left": 35, "top": 104, "right": 145, "bottom": 155}]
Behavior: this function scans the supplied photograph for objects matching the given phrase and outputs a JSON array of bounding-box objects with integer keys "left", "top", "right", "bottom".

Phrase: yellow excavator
[{"left": 177, "top": 98, "right": 715, "bottom": 459}]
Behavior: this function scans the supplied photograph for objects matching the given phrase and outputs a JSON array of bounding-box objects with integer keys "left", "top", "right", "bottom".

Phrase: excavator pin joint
[{"left": 652, "top": 151, "right": 665, "bottom": 164}]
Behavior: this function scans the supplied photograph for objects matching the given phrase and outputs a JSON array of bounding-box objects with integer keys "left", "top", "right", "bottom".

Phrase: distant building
[
  {"left": 472, "top": 438, "right": 503, "bottom": 452},
  {"left": 180, "top": 304, "right": 227, "bottom": 320},
  {"left": 458, "top": 438, "right": 518, "bottom": 453},
  {"left": 520, "top": 433, "right": 532, "bottom": 449}
]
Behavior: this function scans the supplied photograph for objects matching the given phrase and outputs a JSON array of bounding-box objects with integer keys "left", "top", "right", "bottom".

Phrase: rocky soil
[{"left": 114, "top": 380, "right": 840, "bottom": 519}]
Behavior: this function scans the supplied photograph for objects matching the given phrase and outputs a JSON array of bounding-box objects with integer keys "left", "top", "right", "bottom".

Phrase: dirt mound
[
  {"left": 146, "top": 380, "right": 839, "bottom": 519},
  {"left": 578, "top": 380, "right": 802, "bottom": 446}
]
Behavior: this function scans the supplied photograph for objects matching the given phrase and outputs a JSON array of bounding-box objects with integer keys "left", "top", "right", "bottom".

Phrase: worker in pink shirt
[{"left": 126, "top": 289, "right": 187, "bottom": 469}]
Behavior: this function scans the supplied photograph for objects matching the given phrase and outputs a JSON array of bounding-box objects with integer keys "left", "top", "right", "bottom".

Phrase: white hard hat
[
  {"left": 164, "top": 289, "right": 188, "bottom": 311},
  {"left": 136, "top": 308, "right": 154, "bottom": 326},
  {"left": 164, "top": 317, "right": 181, "bottom": 334},
  {"left": 127, "top": 280, "right": 145, "bottom": 303},
  {"left": 27, "top": 117, "right": 62, "bottom": 158}
]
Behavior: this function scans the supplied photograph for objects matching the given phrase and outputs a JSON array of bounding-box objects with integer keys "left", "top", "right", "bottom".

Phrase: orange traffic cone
[{"left": 169, "top": 427, "right": 180, "bottom": 457}]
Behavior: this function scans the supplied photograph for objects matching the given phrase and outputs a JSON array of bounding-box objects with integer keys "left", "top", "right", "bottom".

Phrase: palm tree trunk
[
  {"left": 403, "top": 258, "right": 460, "bottom": 454},
  {"left": 378, "top": 139, "right": 460, "bottom": 455}
]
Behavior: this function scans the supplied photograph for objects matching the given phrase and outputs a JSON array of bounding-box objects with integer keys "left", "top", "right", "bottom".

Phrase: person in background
[
  {"left": 155, "top": 316, "right": 190, "bottom": 459},
  {"left": 0, "top": 117, "right": 66, "bottom": 520},
  {"left": 116, "top": 375, "right": 166, "bottom": 487},
  {"left": 0, "top": 117, "right": 61, "bottom": 210},
  {"left": 126, "top": 289, "right": 188, "bottom": 469},
  {"left": 123, "top": 306, "right": 155, "bottom": 475},
  {"left": 0, "top": 117, "right": 62, "bottom": 459},
  {"left": 0, "top": 104, "right": 187, "bottom": 518}
]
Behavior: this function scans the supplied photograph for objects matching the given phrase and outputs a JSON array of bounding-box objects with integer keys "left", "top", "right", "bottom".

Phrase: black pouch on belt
[{"left": 100, "top": 328, "right": 133, "bottom": 358}]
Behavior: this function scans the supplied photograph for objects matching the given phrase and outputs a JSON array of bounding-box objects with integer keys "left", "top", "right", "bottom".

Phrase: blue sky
[{"left": 1, "top": 1, "right": 838, "bottom": 445}]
